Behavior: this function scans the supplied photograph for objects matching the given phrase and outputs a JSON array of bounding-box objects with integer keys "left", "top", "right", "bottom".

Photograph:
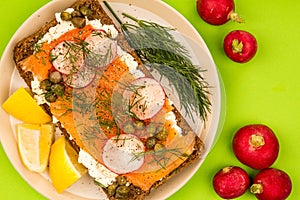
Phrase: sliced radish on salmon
[
  {"left": 84, "top": 30, "right": 117, "bottom": 68},
  {"left": 102, "top": 134, "right": 145, "bottom": 174},
  {"left": 62, "top": 65, "right": 96, "bottom": 88},
  {"left": 123, "top": 77, "right": 166, "bottom": 120},
  {"left": 51, "top": 41, "right": 85, "bottom": 74}
]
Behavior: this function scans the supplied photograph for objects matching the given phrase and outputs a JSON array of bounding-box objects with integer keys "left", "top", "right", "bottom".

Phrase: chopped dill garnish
[
  {"left": 131, "top": 146, "right": 188, "bottom": 169},
  {"left": 103, "top": 1, "right": 211, "bottom": 121}
]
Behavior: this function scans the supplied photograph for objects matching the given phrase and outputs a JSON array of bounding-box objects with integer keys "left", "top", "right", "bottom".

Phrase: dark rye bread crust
[{"left": 13, "top": 0, "right": 204, "bottom": 199}]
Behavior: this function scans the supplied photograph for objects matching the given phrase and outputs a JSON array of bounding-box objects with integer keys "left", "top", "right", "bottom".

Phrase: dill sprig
[{"left": 103, "top": 1, "right": 211, "bottom": 121}]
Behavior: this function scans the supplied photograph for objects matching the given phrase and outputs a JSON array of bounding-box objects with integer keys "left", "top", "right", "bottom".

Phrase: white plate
[{"left": 0, "top": 0, "right": 224, "bottom": 199}]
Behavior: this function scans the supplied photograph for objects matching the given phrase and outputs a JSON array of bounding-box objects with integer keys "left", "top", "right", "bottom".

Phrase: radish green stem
[
  {"left": 229, "top": 12, "right": 245, "bottom": 23},
  {"left": 250, "top": 183, "right": 263, "bottom": 194},
  {"left": 250, "top": 134, "right": 265, "bottom": 148},
  {"left": 232, "top": 39, "right": 243, "bottom": 53}
]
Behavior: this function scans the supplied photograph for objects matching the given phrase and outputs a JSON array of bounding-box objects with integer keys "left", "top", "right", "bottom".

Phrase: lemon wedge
[
  {"left": 2, "top": 87, "right": 52, "bottom": 124},
  {"left": 17, "top": 123, "right": 55, "bottom": 173},
  {"left": 49, "top": 136, "right": 87, "bottom": 193}
]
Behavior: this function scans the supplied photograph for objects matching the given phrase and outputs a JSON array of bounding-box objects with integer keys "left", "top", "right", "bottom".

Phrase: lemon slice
[
  {"left": 49, "top": 136, "right": 87, "bottom": 193},
  {"left": 17, "top": 123, "right": 55, "bottom": 173},
  {"left": 2, "top": 87, "right": 52, "bottom": 124}
]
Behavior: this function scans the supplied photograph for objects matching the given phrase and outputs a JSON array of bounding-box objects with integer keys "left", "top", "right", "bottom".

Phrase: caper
[
  {"left": 40, "top": 79, "right": 52, "bottom": 91},
  {"left": 155, "top": 127, "right": 168, "bottom": 141},
  {"left": 71, "top": 17, "right": 86, "bottom": 29},
  {"left": 146, "top": 123, "right": 157, "bottom": 135},
  {"left": 135, "top": 120, "right": 145, "bottom": 130},
  {"left": 51, "top": 83, "right": 65, "bottom": 96},
  {"left": 79, "top": 6, "right": 92, "bottom": 17},
  {"left": 107, "top": 183, "right": 118, "bottom": 196},
  {"left": 60, "top": 11, "right": 72, "bottom": 21},
  {"left": 123, "top": 121, "right": 135, "bottom": 134},
  {"left": 115, "top": 185, "right": 130, "bottom": 199},
  {"left": 116, "top": 176, "right": 127, "bottom": 186},
  {"left": 154, "top": 143, "right": 164, "bottom": 151},
  {"left": 71, "top": 10, "right": 82, "bottom": 18},
  {"left": 45, "top": 91, "right": 57, "bottom": 103},
  {"left": 146, "top": 136, "right": 157, "bottom": 149},
  {"left": 154, "top": 143, "right": 166, "bottom": 157},
  {"left": 49, "top": 71, "right": 62, "bottom": 83}
]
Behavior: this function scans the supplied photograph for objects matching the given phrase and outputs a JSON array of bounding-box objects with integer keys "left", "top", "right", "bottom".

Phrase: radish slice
[
  {"left": 102, "top": 134, "right": 145, "bottom": 174},
  {"left": 123, "top": 77, "right": 166, "bottom": 120},
  {"left": 62, "top": 65, "right": 96, "bottom": 88},
  {"left": 51, "top": 41, "right": 84, "bottom": 74},
  {"left": 84, "top": 31, "right": 117, "bottom": 68}
]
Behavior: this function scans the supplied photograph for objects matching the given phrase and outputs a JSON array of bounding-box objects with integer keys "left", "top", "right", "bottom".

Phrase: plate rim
[{"left": 0, "top": 0, "right": 223, "bottom": 199}]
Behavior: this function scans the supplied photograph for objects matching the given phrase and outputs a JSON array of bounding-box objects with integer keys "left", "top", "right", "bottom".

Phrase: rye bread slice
[{"left": 13, "top": 0, "right": 204, "bottom": 199}]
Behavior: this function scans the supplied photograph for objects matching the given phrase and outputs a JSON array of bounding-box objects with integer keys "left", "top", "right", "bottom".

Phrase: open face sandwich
[{"left": 13, "top": 0, "right": 209, "bottom": 199}]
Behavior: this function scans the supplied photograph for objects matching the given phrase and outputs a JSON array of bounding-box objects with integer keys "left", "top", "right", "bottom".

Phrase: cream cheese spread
[
  {"left": 39, "top": 8, "right": 118, "bottom": 44},
  {"left": 31, "top": 77, "right": 48, "bottom": 105},
  {"left": 78, "top": 149, "right": 118, "bottom": 187}
]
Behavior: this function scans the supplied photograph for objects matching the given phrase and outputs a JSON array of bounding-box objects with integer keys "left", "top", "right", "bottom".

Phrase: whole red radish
[
  {"left": 196, "top": 0, "right": 243, "bottom": 25},
  {"left": 250, "top": 168, "right": 292, "bottom": 200},
  {"left": 213, "top": 166, "right": 250, "bottom": 199},
  {"left": 224, "top": 30, "right": 258, "bottom": 63},
  {"left": 232, "top": 124, "right": 279, "bottom": 170}
]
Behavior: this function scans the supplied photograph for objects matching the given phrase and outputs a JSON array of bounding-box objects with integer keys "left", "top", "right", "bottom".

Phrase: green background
[{"left": 1, "top": 0, "right": 299, "bottom": 199}]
